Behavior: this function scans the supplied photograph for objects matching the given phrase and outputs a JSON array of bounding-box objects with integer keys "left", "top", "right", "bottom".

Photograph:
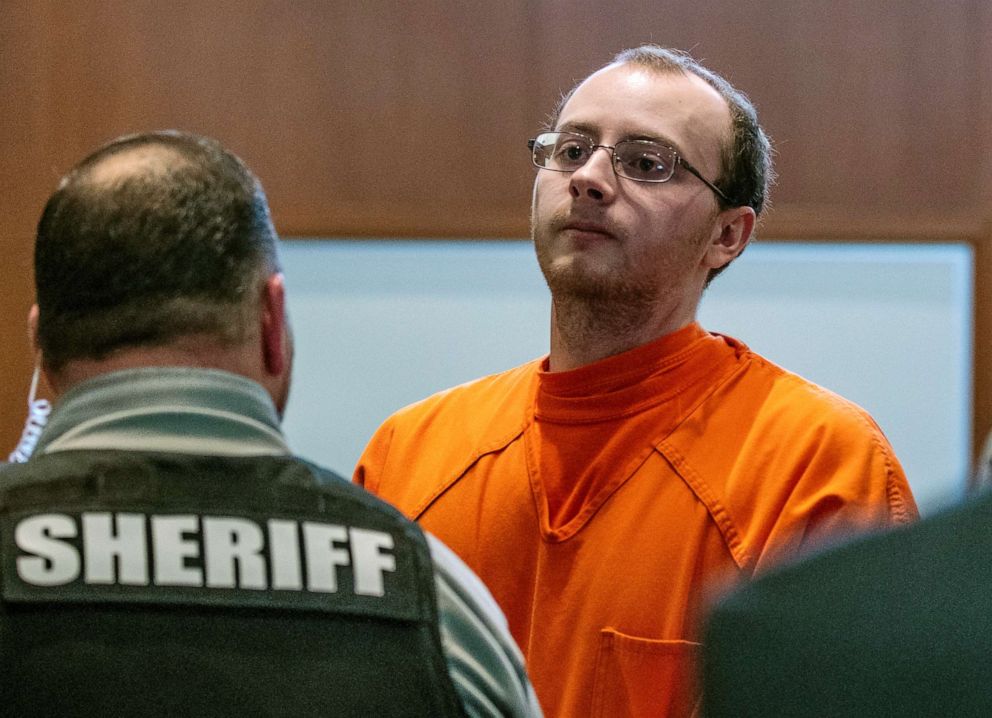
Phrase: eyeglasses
[{"left": 528, "top": 131, "right": 731, "bottom": 204}]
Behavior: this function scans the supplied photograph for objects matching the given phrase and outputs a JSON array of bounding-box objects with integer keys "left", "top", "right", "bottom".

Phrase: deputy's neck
[{"left": 45, "top": 335, "right": 260, "bottom": 400}]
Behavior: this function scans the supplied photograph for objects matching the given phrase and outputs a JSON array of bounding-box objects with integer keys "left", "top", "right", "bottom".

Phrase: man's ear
[
  {"left": 705, "top": 206, "right": 756, "bottom": 271},
  {"left": 260, "top": 273, "right": 288, "bottom": 377}
]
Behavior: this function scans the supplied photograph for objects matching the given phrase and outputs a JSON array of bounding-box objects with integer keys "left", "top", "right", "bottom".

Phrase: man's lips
[{"left": 561, "top": 221, "right": 614, "bottom": 239}]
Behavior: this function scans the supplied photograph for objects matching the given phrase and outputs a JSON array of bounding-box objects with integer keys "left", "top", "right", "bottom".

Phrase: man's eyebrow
[
  {"left": 554, "top": 121, "right": 597, "bottom": 137},
  {"left": 624, "top": 132, "right": 684, "bottom": 154},
  {"left": 555, "top": 122, "right": 685, "bottom": 154}
]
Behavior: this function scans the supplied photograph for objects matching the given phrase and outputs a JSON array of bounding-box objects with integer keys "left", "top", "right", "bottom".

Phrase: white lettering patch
[{"left": 11, "top": 512, "right": 397, "bottom": 596}]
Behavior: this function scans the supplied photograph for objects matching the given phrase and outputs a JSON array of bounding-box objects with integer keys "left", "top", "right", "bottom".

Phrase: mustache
[{"left": 547, "top": 211, "right": 620, "bottom": 239}]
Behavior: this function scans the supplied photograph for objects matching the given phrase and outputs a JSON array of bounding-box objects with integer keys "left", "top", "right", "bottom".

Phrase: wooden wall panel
[
  {"left": 0, "top": 0, "right": 536, "bottom": 450},
  {"left": 0, "top": 2, "right": 58, "bottom": 452},
  {"left": 10, "top": 1, "right": 536, "bottom": 236},
  {"left": 532, "top": 0, "right": 988, "bottom": 217},
  {"left": 2, "top": 0, "right": 992, "bottom": 463},
  {"left": 980, "top": 0, "right": 992, "bottom": 208}
]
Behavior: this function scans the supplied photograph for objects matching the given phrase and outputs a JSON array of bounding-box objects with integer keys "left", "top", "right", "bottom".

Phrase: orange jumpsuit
[{"left": 355, "top": 323, "right": 918, "bottom": 717}]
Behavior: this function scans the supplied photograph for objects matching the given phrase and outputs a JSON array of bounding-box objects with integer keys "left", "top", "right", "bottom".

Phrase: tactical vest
[{"left": 0, "top": 450, "right": 464, "bottom": 717}]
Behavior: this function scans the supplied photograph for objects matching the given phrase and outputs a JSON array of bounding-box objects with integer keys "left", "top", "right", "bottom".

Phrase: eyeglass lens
[{"left": 531, "top": 132, "right": 677, "bottom": 183}]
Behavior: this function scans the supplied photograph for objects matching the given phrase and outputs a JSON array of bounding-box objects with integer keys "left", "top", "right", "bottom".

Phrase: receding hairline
[
  {"left": 544, "top": 45, "right": 772, "bottom": 221},
  {"left": 550, "top": 55, "right": 731, "bottom": 128},
  {"left": 71, "top": 143, "right": 194, "bottom": 191},
  {"left": 586, "top": 59, "right": 733, "bottom": 119},
  {"left": 553, "top": 60, "right": 736, "bottom": 168}
]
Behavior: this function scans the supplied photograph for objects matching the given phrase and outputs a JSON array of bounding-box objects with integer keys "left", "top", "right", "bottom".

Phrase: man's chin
[{"left": 541, "top": 256, "right": 621, "bottom": 300}]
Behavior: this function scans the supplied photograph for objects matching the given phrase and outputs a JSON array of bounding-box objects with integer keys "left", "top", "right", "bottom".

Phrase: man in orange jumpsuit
[{"left": 355, "top": 45, "right": 918, "bottom": 717}]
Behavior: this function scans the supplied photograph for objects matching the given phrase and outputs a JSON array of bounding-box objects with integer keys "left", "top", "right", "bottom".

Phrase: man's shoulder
[
  {"left": 381, "top": 359, "right": 541, "bottom": 436},
  {"left": 355, "top": 360, "right": 541, "bottom": 512},
  {"left": 722, "top": 343, "right": 887, "bottom": 437},
  {"left": 670, "top": 338, "right": 892, "bottom": 463},
  {"left": 666, "top": 340, "right": 916, "bottom": 567},
  {"left": 290, "top": 455, "right": 418, "bottom": 520}
]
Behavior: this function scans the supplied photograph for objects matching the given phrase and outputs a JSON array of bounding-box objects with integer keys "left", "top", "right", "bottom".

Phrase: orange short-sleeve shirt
[{"left": 355, "top": 323, "right": 917, "bottom": 717}]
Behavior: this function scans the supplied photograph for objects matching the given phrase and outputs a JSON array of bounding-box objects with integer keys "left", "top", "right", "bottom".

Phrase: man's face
[{"left": 531, "top": 63, "right": 733, "bottom": 311}]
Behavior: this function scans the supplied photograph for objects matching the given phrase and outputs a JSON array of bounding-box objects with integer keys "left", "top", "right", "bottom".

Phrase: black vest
[{"left": 0, "top": 450, "right": 464, "bottom": 717}]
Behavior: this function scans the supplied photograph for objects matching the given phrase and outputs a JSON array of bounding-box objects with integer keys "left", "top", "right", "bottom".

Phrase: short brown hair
[{"left": 548, "top": 45, "right": 774, "bottom": 217}]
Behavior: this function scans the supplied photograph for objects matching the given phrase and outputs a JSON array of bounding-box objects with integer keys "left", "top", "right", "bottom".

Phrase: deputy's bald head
[{"left": 34, "top": 131, "right": 281, "bottom": 372}]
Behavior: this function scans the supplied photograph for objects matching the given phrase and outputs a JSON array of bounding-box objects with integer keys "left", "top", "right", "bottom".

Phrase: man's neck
[{"left": 547, "top": 295, "right": 697, "bottom": 372}]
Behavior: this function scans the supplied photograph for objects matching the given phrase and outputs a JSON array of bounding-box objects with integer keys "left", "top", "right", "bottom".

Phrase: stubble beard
[
  {"left": 532, "top": 212, "right": 663, "bottom": 344},
  {"left": 531, "top": 203, "right": 719, "bottom": 355}
]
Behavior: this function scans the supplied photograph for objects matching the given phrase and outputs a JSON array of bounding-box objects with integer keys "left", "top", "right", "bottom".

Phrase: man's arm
[{"left": 426, "top": 534, "right": 543, "bottom": 718}]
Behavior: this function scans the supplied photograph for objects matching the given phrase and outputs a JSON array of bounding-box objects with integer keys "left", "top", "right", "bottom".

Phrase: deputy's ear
[
  {"left": 28, "top": 304, "right": 45, "bottom": 365},
  {"left": 705, "top": 206, "right": 756, "bottom": 271},
  {"left": 27, "top": 303, "right": 59, "bottom": 395},
  {"left": 27, "top": 304, "right": 40, "bottom": 352},
  {"left": 260, "top": 273, "right": 287, "bottom": 376}
]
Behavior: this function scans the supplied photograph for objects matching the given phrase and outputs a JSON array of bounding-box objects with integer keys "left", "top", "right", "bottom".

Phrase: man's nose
[{"left": 569, "top": 146, "right": 617, "bottom": 202}]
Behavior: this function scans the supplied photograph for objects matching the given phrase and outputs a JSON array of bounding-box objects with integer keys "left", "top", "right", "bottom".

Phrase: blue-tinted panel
[{"left": 281, "top": 240, "right": 972, "bottom": 514}]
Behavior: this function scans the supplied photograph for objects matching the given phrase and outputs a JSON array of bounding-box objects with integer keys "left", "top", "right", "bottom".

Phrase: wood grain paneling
[
  {"left": 981, "top": 0, "right": 992, "bottom": 206},
  {"left": 9, "top": 1, "right": 536, "bottom": 236},
  {"left": 2, "top": 0, "right": 992, "bottom": 465},
  {"left": 1, "top": 2, "right": 58, "bottom": 451},
  {"left": 532, "top": 0, "right": 988, "bottom": 217}
]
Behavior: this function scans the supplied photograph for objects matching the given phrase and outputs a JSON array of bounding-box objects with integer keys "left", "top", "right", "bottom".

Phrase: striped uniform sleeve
[{"left": 425, "top": 534, "right": 543, "bottom": 718}]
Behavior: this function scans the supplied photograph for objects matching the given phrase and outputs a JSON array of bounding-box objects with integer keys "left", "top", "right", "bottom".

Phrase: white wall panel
[{"left": 281, "top": 240, "right": 972, "bottom": 515}]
